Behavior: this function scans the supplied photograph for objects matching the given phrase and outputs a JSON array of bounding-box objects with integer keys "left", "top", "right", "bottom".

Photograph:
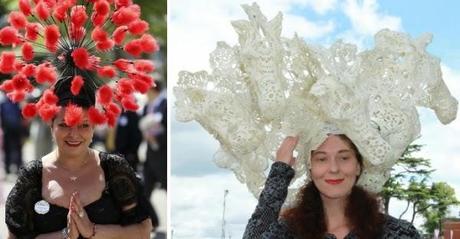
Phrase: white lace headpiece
[{"left": 174, "top": 3, "right": 458, "bottom": 204}]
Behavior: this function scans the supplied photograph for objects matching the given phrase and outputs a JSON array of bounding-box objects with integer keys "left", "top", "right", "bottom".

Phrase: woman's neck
[
  {"left": 321, "top": 196, "right": 349, "bottom": 232},
  {"left": 54, "top": 148, "right": 92, "bottom": 172}
]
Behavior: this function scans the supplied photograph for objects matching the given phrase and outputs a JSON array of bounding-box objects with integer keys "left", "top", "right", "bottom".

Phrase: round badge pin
[{"left": 34, "top": 200, "right": 50, "bottom": 215}]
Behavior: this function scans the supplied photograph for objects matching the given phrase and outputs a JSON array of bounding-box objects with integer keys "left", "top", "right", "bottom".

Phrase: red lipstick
[{"left": 325, "top": 179, "right": 344, "bottom": 185}]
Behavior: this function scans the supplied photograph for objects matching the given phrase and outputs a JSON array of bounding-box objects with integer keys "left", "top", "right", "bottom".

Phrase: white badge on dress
[{"left": 34, "top": 200, "right": 50, "bottom": 215}]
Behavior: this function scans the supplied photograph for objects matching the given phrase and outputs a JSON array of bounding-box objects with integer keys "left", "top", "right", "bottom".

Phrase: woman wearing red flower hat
[{"left": 1, "top": 0, "right": 160, "bottom": 238}]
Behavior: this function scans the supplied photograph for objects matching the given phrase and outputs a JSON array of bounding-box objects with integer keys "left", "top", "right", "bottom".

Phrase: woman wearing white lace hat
[
  {"left": 174, "top": 3, "right": 458, "bottom": 239},
  {"left": 243, "top": 134, "right": 421, "bottom": 238}
]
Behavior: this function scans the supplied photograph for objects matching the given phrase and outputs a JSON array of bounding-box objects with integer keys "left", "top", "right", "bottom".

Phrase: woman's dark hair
[
  {"left": 282, "top": 134, "right": 384, "bottom": 238},
  {"left": 53, "top": 74, "right": 98, "bottom": 109}
]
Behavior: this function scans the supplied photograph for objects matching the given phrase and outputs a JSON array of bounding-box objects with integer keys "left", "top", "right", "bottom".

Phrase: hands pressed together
[
  {"left": 276, "top": 136, "right": 299, "bottom": 167},
  {"left": 66, "top": 192, "right": 95, "bottom": 239}
]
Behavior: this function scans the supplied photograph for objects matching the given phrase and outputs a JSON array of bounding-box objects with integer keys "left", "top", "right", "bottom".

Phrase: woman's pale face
[
  {"left": 310, "top": 135, "right": 361, "bottom": 201},
  {"left": 51, "top": 108, "right": 94, "bottom": 157}
]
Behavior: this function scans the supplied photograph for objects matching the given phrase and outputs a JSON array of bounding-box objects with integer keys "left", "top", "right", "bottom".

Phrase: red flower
[
  {"left": 113, "top": 26, "right": 128, "bottom": 45},
  {"left": 105, "top": 111, "right": 116, "bottom": 127},
  {"left": 35, "top": 1, "right": 50, "bottom": 20},
  {"left": 121, "top": 94, "right": 138, "bottom": 111},
  {"left": 117, "top": 78, "right": 134, "bottom": 95},
  {"left": 71, "top": 75, "right": 84, "bottom": 95},
  {"left": 97, "top": 85, "right": 113, "bottom": 105},
  {"left": 140, "top": 34, "right": 159, "bottom": 53},
  {"left": 45, "top": 25, "right": 60, "bottom": 52},
  {"left": 130, "top": 72, "right": 154, "bottom": 88},
  {"left": 71, "top": 48, "right": 90, "bottom": 69},
  {"left": 25, "top": 22, "right": 40, "bottom": 41},
  {"left": 106, "top": 102, "right": 122, "bottom": 116},
  {"left": 97, "top": 65, "right": 117, "bottom": 78},
  {"left": 128, "top": 20, "right": 149, "bottom": 35},
  {"left": 124, "top": 39, "right": 143, "bottom": 56},
  {"left": 64, "top": 103, "right": 83, "bottom": 127},
  {"left": 91, "top": 26, "right": 108, "bottom": 42},
  {"left": 96, "top": 39, "right": 114, "bottom": 51},
  {"left": 113, "top": 59, "right": 133, "bottom": 72},
  {"left": 19, "top": 0, "right": 32, "bottom": 16},
  {"left": 22, "top": 103, "right": 37, "bottom": 118},
  {"left": 134, "top": 60, "right": 155, "bottom": 73},
  {"left": 0, "top": 26, "right": 19, "bottom": 45},
  {"left": 8, "top": 11, "right": 28, "bottom": 29},
  {"left": 88, "top": 106, "right": 107, "bottom": 125},
  {"left": 35, "top": 63, "right": 57, "bottom": 84},
  {"left": 12, "top": 73, "right": 32, "bottom": 91},
  {"left": 21, "top": 64, "right": 36, "bottom": 77},
  {"left": 91, "top": 12, "right": 108, "bottom": 26},
  {"left": 132, "top": 78, "right": 150, "bottom": 93},
  {"left": 94, "top": 0, "right": 110, "bottom": 16},
  {"left": 0, "top": 51, "right": 17, "bottom": 73},
  {"left": 14, "top": 60, "right": 25, "bottom": 71},
  {"left": 115, "top": 0, "right": 133, "bottom": 8},
  {"left": 112, "top": 5, "right": 140, "bottom": 26},
  {"left": 71, "top": 6, "right": 88, "bottom": 28},
  {"left": 7, "top": 90, "right": 26, "bottom": 102},
  {"left": 54, "top": 1, "right": 71, "bottom": 22},
  {"left": 42, "top": 89, "right": 58, "bottom": 104},
  {"left": 22, "top": 42, "right": 34, "bottom": 61},
  {"left": 43, "top": 0, "right": 57, "bottom": 8},
  {"left": 0, "top": 80, "right": 14, "bottom": 92},
  {"left": 38, "top": 103, "right": 60, "bottom": 122}
]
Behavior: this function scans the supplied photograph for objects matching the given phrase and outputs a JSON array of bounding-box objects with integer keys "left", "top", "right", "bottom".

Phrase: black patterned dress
[
  {"left": 5, "top": 152, "right": 151, "bottom": 239},
  {"left": 243, "top": 162, "right": 421, "bottom": 239}
]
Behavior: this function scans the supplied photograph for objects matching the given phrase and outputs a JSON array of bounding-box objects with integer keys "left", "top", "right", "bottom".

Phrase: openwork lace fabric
[{"left": 174, "top": 3, "right": 458, "bottom": 203}]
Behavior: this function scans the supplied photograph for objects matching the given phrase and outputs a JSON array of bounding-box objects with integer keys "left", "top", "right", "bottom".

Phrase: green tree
[
  {"left": 381, "top": 144, "right": 459, "bottom": 235},
  {"left": 380, "top": 144, "right": 433, "bottom": 214},
  {"left": 404, "top": 179, "right": 431, "bottom": 223},
  {"left": 421, "top": 182, "right": 459, "bottom": 234}
]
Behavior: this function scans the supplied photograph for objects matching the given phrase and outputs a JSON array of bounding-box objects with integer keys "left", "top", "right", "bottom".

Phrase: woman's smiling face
[
  {"left": 51, "top": 108, "right": 94, "bottom": 157},
  {"left": 310, "top": 135, "right": 361, "bottom": 200}
]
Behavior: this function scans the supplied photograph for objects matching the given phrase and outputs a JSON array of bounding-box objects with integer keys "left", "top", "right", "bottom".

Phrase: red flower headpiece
[{"left": 0, "top": 0, "right": 159, "bottom": 127}]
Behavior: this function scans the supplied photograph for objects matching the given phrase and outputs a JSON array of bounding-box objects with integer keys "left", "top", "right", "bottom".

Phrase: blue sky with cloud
[{"left": 170, "top": 1, "right": 460, "bottom": 238}]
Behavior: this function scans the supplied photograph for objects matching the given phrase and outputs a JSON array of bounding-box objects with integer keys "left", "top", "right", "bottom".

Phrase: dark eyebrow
[
  {"left": 338, "top": 149, "right": 352, "bottom": 154},
  {"left": 312, "top": 149, "right": 352, "bottom": 156},
  {"left": 311, "top": 151, "right": 327, "bottom": 156}
]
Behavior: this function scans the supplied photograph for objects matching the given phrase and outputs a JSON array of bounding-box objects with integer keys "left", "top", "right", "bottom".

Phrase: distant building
[{"left": 443, "top": 219, "right": 460, "bottom": 239}]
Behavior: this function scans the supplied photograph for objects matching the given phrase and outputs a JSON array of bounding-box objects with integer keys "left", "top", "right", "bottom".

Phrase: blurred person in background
[
  {"left": 114, "top": 110, "right": 143, "bottom": 171},
  {"left": 140, "top": 82, "right": 167, "bottom": 200},
  {"left": 0, "top": 97, "right": 27, "bottom": 176}
]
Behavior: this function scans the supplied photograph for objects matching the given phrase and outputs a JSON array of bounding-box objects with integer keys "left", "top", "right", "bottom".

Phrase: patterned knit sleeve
[
  {"left": 243, "top": 161, "right": 295, "bottom": 239},
  {"left": 381, "top": 215, "right": 422, "bottom": 239},
  {"left": 5, "top": 160, "right": 42, "bottom": 239},
  {"left": 102, "top": 153, "right": 151, "bottom": 225}
]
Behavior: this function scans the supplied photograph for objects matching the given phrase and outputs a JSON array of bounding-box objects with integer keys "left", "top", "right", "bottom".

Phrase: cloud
[
  {"left": 283, "top": 16, "right": 335, "bottom": 40},
  {"left": 170, "top": 0, "right": 340, "bottom": 88},
  {"left": 305, "top": 0, "right": 338, "bottom": 14},
  {"left": 342, "top": 0, "right": 402, "bottom": 35},
  {"left": 337, "top": 0, "right": 402, "bottom": 48}
]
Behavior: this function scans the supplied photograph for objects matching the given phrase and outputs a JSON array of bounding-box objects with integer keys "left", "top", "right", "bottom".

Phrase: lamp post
[{"left": 221, "top": 189, "right": 229, "bottom": 239}]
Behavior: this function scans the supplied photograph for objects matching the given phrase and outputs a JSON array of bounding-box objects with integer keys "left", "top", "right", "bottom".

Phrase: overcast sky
[{"left": 170, "top": 1, "right": 460, "bottom": 238}]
